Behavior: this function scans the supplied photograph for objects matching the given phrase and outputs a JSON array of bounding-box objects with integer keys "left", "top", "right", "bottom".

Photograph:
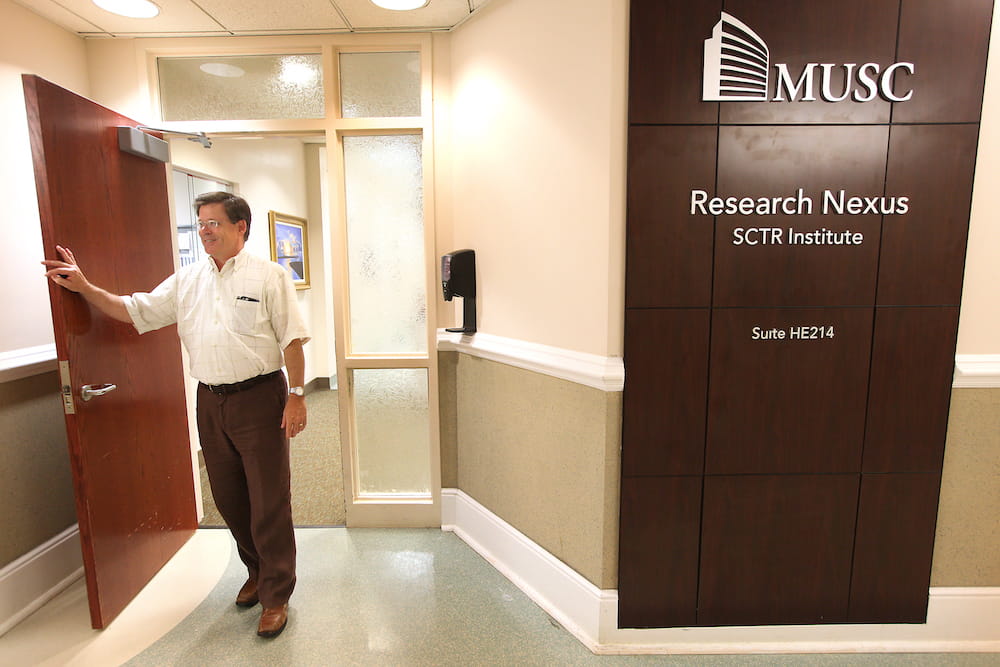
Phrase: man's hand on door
[
  {"left": 41, "top": 245, "right": 91, "bottom": 293},
  {"left": 41, "top": 245, "right": 132, "bottom": 323}
]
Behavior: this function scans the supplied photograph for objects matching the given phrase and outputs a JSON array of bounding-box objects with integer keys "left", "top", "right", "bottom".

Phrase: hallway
[{"left": 2, "top": 528, "right": 998, "bottom": 666}]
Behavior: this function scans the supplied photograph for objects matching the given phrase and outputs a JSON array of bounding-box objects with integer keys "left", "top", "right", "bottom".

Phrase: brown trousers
[{"left": 197, "top": 372, "right": 296, "bottom": 607}]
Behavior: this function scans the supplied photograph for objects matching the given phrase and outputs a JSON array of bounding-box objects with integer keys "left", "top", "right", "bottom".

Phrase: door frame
[{"left": 141, "top": 33, "right": 442, "bottom": 527}]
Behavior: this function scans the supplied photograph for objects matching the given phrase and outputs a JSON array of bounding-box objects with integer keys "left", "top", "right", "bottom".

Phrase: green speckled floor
[{"left": 125, "top": 528, "right": 999, "bottom": 666}]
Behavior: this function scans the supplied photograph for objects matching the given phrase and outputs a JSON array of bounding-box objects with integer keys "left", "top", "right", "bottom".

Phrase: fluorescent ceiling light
[
  {"left": 280, "top": 59, "right": 319, "bottom": 86},
  {"left": 93, "top": 0, "right": 160, "bottom": 19},
  {"left": 370, "top": 0, "right": 429, "bottom": 10}
]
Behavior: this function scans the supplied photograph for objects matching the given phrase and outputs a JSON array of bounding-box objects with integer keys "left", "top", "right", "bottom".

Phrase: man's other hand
[{"left": 282, "top": 395, "right": 307, "bottom": 439}]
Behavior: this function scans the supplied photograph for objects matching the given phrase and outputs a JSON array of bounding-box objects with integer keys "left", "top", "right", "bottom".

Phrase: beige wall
[
  {"left": 961, "top": 6, "right": 1000, "bottom": 355},
  {"left": 304, "top": 143, "right": 334, "bottom": 382},
  {"left": 448, "top": 0, "right": 629, "bottom": 357},
  {"left": 0, "top": 0, "right": 89, "bottom": 354},
  {"left": 84, "top": 38, "right": 150, "bottom": 121},
  {"left": 432, "top": 33, "right": 456, "bottom": 332}
]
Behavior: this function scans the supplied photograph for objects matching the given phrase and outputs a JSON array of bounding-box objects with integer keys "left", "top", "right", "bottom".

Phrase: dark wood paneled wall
[{"left": 619, "top": 0, "right": 992, "bottom": 628}]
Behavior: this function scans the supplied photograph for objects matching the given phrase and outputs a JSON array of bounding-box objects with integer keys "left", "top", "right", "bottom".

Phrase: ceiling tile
[
  {"left": 333, "top": 0, "right": 469, "bottom": 30},
  {"left": 44, "top": 0, "right": 222, "bottom": 35},
  {"left": 195, "top": 0, "right": 349, "bottom": 32},
  {"left": 11, "top": 0, "right": 108, "bottom": 34},
  {"left": 14, "top": 0, "right": 497, "bottom": 37}
]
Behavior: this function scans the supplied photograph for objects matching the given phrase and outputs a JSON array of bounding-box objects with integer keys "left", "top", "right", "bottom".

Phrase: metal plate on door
[{"left": 59, "top": 360, "right": 75, "bottom": 414}]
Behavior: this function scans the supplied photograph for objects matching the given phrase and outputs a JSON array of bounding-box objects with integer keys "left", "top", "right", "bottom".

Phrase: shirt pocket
[{"left": 233, "top": 296, "right": 262, "bottom": 335}]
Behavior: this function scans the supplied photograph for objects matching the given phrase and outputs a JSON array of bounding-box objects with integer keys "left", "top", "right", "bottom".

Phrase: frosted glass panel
[
  {"left": 353, "top": 369, "right": 431, "bottom": 495},
  {"left": 344, "top": 134, "right": 426, "bottom": 354},
  {"left": 340, "top": 52, "right": 420, "bottom": 118},
  {"left": 159, "top": 54, "right": 323, "bottom": 120}
]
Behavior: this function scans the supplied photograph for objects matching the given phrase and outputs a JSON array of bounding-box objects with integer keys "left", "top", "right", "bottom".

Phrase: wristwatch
[{"left": 289, "top": 386, "right": 304, "bottom": 397}]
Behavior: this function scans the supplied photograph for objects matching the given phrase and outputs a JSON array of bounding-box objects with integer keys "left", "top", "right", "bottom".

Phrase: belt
[{"left": 202, "top": 370, "right": 281, "bottom": 395}]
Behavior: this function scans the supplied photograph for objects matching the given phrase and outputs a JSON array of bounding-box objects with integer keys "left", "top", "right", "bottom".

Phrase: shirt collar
[{"left": 207, "top": 248, "right": 247, "bottom": 275}]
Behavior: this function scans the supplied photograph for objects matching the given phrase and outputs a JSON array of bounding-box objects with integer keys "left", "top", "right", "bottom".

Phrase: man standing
[{"left": 42, "top": 192, "right": 308, "bottom": 639}]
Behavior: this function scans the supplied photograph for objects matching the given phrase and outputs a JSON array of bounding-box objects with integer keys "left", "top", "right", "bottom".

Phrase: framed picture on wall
[{"left": 268, "top": 211, "right": 310, "bottom": 289}]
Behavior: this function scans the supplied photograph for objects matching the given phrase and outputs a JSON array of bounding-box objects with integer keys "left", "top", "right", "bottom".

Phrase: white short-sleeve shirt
[{"left": 123, "top": 250, "right": 310, "bottom": 385}]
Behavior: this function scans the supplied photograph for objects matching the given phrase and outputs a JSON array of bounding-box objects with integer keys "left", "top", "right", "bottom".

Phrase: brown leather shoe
[
  {"left": 257, "top": 603, "right": 289, "bottom": 638},
  {"left": 235, "top": 579, "right": 259, "bottom": 607}
]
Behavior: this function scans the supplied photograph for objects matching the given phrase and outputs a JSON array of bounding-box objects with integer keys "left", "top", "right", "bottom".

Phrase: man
[{"left": 42, "top": 192, "right": 308, "bottom": 639}]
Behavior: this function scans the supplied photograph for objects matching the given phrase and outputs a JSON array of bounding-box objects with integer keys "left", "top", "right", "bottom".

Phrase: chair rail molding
[
  {"left": 954, "top": 354, "right": 1000, "bottom": 388},
  {"left": 437, "top": 330, "right": 624, "bottom": 392},
  {"left": 438, "top": 333, "right": 998, "bottom": 391},
  {"left": 0, "top": 344, "right": 58, "bottom": 383}
]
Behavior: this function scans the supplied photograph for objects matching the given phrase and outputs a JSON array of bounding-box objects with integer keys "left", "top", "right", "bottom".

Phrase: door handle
[{"left": 81, "top": 383, "right": 117, "bottom": 401}]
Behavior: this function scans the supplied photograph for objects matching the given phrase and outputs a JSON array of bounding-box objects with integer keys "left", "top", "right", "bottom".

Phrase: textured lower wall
[
  {"left": 443, "top": 351, "right": 999, "bottom": 593},
  {"left": 450, "top": 353, "right": 621, "bottom": 589},
  {"left": 0, "top": 371, "right": 76, "bottom": 568},
  {"left": 931, "top": 387, "right": 1000, "bottom": 585},
  {"left": 439, "top": 351, "right": 459, "bottom": 489}
]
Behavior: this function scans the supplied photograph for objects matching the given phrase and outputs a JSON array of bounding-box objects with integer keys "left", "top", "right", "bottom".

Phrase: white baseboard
[
  {"left": 441, "top": 488, "right": 611, "bottom": 650},
  {"left": 0, "top": 525, "right": 83, "bottom": 638},
  {"left": 441, "top": 488, "right": 1000, "bottom": 654}
]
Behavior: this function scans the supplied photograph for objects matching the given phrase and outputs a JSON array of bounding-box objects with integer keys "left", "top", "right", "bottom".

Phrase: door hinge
[{"left": 59, "top": 360, "right": 76, "bottom": 414}]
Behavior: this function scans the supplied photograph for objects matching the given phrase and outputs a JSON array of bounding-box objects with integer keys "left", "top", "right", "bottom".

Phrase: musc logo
[{"left": 702, "top": 12, "right": 915, "bottom": 103}]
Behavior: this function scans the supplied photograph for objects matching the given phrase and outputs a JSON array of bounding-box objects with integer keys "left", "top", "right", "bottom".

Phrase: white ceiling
[{"left": 12, "top": 0, "right": 493, "bottom": 38}]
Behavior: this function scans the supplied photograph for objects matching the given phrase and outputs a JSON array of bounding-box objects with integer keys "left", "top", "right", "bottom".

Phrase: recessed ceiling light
[
  {"left": 370, "top": 0, "right": 429, "bottom": 10},
  {"left": 280, "top": 59, "right": 319, "bottom": 86},
  {"left": 93, "top": 0, "right": 160, "bottom": 19}
]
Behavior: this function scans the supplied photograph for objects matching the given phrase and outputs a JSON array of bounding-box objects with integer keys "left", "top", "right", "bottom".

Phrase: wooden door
[{"left": 23, "top": 75, "right": 197, "bottom": 629}]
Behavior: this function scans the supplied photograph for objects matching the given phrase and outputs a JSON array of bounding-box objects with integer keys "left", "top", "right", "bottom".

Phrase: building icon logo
[
  {"left": 703, "top": 12, "right": 769, "bottom": 102},
  {"left": 701, "top": 12, "right": 915, "bottom": 103}
]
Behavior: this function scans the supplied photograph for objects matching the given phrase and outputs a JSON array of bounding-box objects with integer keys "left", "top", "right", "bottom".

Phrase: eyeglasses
[{"left": 196, "top": 219, "right": 223, "bottom": 230}]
